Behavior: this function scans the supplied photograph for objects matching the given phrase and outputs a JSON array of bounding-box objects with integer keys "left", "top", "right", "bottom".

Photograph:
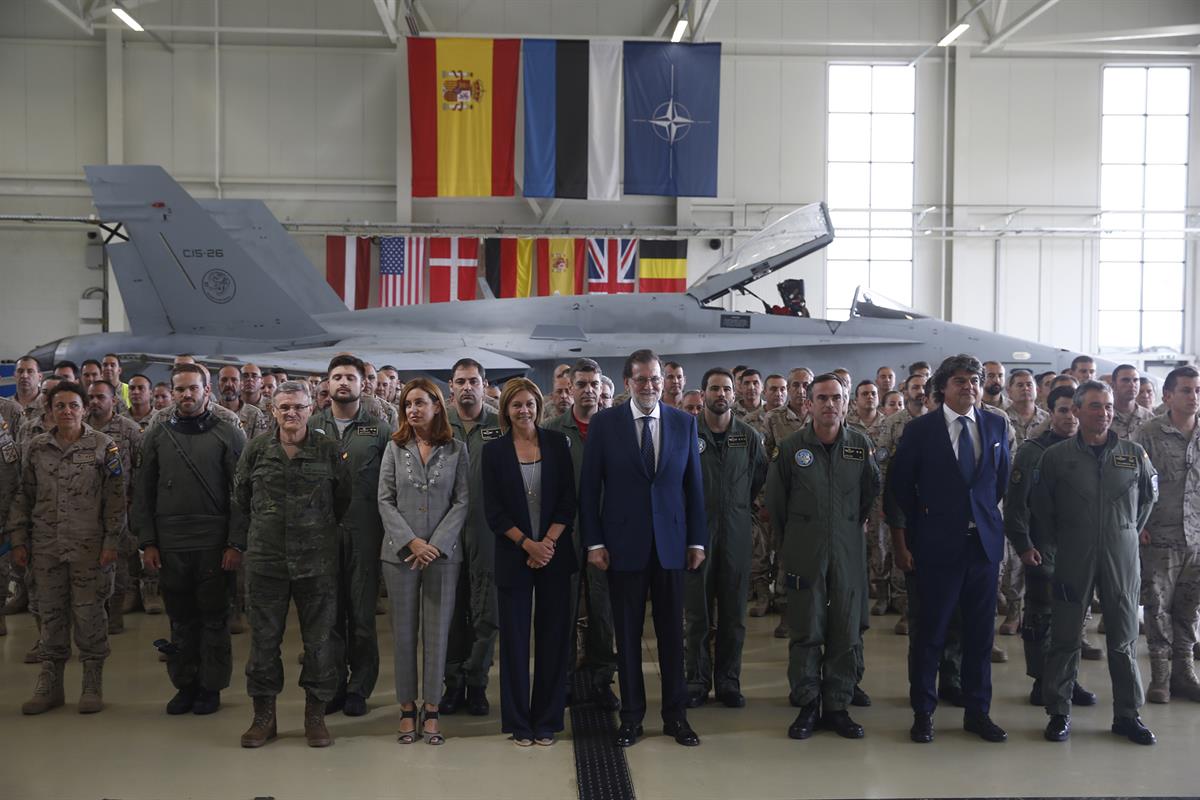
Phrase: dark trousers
[
  {"left": 246, "top": 572, "right": 339, "bottom": 702},
  {"left": 444, "top": 529, "right": 498, "bottom": 690},
  {"left": 161, "top": 548, "right": 233, "bottom": 691},
  {"left": 909, "top": 534, "right": 997, "bottom": 715},
  {"left": 569, "top": 563, "right": 618, "bottom": 690},
  {"left": 332, "top": 525, "right": 383, "bottom": 698},
  {"left": 608, "top": 548, "right": 688, "bottom": 725},
  {"left": 497, "top": 570, "right": 573, "bottom": 739},
  {"left": 905, "top": 574, "right": 964, "bottom": 690}
]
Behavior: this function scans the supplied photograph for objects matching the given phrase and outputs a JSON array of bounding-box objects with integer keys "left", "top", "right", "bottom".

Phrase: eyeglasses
[
  {"left": 630, "top": 376, "right": 663, "bottom": 387},
  {"left": 275, "top": 403, "right": 311, "bottom": 413}
]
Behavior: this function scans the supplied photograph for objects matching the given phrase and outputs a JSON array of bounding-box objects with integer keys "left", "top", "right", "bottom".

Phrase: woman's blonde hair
[
  {"left": 392, "top": 377, "right": 453, "bottom": 445},
  {"left": 497, "top": 378, "right": 544, "bottom": 432}
]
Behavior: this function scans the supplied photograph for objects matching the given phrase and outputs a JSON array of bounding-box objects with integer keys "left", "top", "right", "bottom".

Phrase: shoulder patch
[
  {"left": 795, "top": 449, "right": 814, "bottom": 468},
  {"left": 697, "top": 437, "right": 707, "bottom": 454},
  {"left": 1010, "top": 467, "right": 1022, "bottom": 485},
  {"left": 874, "top": 447, "right": 889, "bottom": 464},
  {"left": 1, "top": 441, "right": 17, "bottom": 464}
]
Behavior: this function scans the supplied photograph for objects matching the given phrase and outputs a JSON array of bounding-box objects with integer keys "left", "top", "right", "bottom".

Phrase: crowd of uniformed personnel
[{"left": 1, "top": 346, "right": 1198, "bottom": 749}]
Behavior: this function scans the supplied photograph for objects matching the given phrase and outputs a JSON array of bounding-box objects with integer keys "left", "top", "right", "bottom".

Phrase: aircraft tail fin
[{"left": 85, "top": 165, "right": 328, "bottom": 342}]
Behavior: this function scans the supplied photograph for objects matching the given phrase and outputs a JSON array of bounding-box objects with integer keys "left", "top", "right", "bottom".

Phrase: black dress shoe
[
  {"left": 192, "top": 689, "right": 220, "bottom": 716},
  {"left": 344, "top": 693, "right": 367, "bottom": 717},
  {"left": 1029, "top": 679, "right": 1043, "bottom": 707},
  {"left": 615, "top": 722, "right": 643, "bottom": 747},
  {"left": 1111, "top": 715, "right": 1156, "bottom": 745},
  {"left": 1044, "top": 714, "right": 1070, "bottom": 742},
  {"left": 1071, "top": 682, "right": 1097, "bottom": 706},
  {"left": 166, "top": 686, "right": 198, "bottom": 715},
  {"left": 851, "top": 685, "right": 872, "bottom": 707},
  {"left": 937, "top": 684, "right": 966, "bottom": 707},
  {"left": 787, "top": 701, "right": 820, "bottom": 740},
  {"left": 910, "top": 712, "right": 934, "bottom": 743},
  {"left": 686, "top": 689, "right": 708, "bottom": 708},
  {"left": 591, "top": 684, "right": 621, "bottom": 712},
  {"left": 963, "top": 712, "right": 1007, "bottom": 742},
  {"left": 467, "top": 686, "right": 490, "bottom": 716},
  {"left": 664, "top": 719, "right": 700, "bottom": 746},
  {"left": 822, "top": 709, "right": 865, "bottom": 739},
  {"left": 438, "top": 685, "right": 465, "bottom": 715},
  {"left": 717, "top": 689, "right": 745, "bottom": 708}
]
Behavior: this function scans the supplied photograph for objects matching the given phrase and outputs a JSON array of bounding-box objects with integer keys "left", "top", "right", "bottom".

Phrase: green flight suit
[
  {"left": 544, "top": 409, "right": 617, "bottom": 691},
  {"left": 685, "top": 415, "right": 767, "bottom": 695},
  {"left": 311, "top": 404, "right": 393, "bottom": 700},
  {"left": 1031, "top": 432, "right": 1157, "bottom": 718},
  {"left": 766, "top": 422, "right": 880, "bottom": 711},
  {"left": 234, "top": 429, "right": 351, "bottom": 701},
  {"left": 443, "top": 405, "right": 502, "bottom": 691},
  {"left": 1003, "top": 429, "right": 1068, "bottom": 682}
]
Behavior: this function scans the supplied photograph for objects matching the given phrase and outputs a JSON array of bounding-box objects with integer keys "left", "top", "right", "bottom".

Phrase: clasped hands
[
  {"left": 524, "top": 536, "right": 555, "bottom": 569},
  {"left": 405, "top": 538, "right": 442, "bottom": 570}
]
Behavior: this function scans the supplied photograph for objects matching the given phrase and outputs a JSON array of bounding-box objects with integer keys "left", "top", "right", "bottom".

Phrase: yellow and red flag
[
  {"left": 536, "top": 238, "right": 586, "bottom": 296},
  {"left": 408, "top": 37, "right": 519, "bottom": 197}
]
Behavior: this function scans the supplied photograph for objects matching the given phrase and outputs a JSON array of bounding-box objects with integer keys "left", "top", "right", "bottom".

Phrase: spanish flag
[
  {"left": 408, "top": 37, "right": 520, "bottom": 197},
  {"left": 536, "top": 238, "right": 586, "bottom": 296},
  {"left": 484, "top": 238, "right": 534, "bottom": 298},
  {"left": 638, "top": 240, "right": 688, "bottom": 293}
]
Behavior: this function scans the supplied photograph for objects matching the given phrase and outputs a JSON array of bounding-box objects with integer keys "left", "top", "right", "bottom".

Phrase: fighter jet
[{"left": 20, "top": 165, "right": 1099, "bottom": 384}]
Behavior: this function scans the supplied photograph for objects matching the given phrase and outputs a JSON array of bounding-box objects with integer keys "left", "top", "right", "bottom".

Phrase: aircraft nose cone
[{"left": 26, "top": 339, "right": 63, "bottom": 369}]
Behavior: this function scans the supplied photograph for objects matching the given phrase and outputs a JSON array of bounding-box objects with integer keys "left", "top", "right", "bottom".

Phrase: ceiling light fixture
[
  {"left": 671, "top": 19, "right": 688, "bottom": 43},
  {"left": 937, "top": 23, "right": 970, "bottom": 47},
  {"left": 112, "top": 7, "right": 144, "bottom": 32}
]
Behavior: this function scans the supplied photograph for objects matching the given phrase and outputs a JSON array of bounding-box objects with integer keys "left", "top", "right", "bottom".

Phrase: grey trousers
[{"left": 383, "top": 558, "right": 460, "bottom": 705}]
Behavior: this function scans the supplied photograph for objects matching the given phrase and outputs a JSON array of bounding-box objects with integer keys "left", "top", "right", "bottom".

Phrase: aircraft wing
[{"left": 116, "top": 346, "right": 531, "bottom": 377}]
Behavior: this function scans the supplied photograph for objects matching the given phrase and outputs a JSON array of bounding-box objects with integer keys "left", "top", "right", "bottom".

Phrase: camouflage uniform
[
  {"left": 1112, "top": 404, "right": 1154, "bottom": 442},
  {"left": 1006, "top": 405, "right": 1050, "bottom": 449},
  {"left": 310, "top": 404, "right": 393, "bottom": 702},
  {"left": 743, "top": 405, "right": 775, "bottom": 615},
  {"left": 361, "top": 395, "right": 399, "bottom": 431},
  {"left": 872, "top": 408, "right": 921, "bottom": 614},
  {"left": 732, "top": 399, "right": 762, "bottom": 421},
  {"left": 121, "top": 407, "right": 155, "bottom": 431},
  {"left": 135, "top": 410, "right": 245, "bottom": 693},
  {"left": 230, "top": 401, "right": 270, "bottom": 441},
  {"left": 8, "top": 426, "right": 126, "bottom": 665},
  {"left": 1134, "top": 414, "right": 1200, "bottom": 700},
  {"left": 0, "top": 410, "right": 21, "bottom": 623},
  {"left": 443, "top": 406, "right": 503, "bottom": 699},
  {"left": 90, "top": 412, "right": 143, "bottom": 631},
  {"left": 762, "top": 405, "right": 808, "bottom": 610},
  {"left": 233, "top": 429, "right": 351, "bottom": 702}
]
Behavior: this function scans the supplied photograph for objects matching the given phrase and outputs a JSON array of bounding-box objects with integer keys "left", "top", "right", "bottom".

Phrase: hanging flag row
[
  {"left": 326, "top": 235, "right": 687, "bottom": 308},
  {"left": 407, "top": 38, "right": 720, "bottom": 200}
]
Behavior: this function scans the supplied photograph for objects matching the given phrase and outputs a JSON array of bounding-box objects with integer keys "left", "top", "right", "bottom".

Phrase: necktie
[
  {"left": 640, "top": 416, "right": 656, "bottom": 477},
  {"left": 957, "top": 416, "right": 975, "bottom": 484}
]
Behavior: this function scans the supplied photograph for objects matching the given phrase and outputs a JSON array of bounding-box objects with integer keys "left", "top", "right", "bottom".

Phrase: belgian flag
[{"left": 638, "top": 240, "right": 688, "bottom": 293}]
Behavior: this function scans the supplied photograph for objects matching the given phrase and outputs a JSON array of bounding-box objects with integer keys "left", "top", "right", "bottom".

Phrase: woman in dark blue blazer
[{"left": 482, "top": 377, "right": 578, "bottom": 746}]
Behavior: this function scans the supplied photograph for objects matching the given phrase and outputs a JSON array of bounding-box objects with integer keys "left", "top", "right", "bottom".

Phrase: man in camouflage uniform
[
  {"left": 663, "top": 361, "right": 687, "bottom": 409},
  {"left": 1032, "top": 381, "right": 1158, "bottom": 745},
  {"left": 981, "top": 361, "right": 1010, "bottom": 411},
  {"left": 441, "top": 357, "right": 503, "bottom": 716},
  {"left": 217, "top": 366, "right": 270, "bottom": 441},
  {"left": 311, "top": 355, "right": 393, "bottom": 717},
  {"left": 235, "top": 380, "right": 350, "bottom": 748},
  {"left": 123, "top": 373, "right": 156, "bottom": 429},
  {"left": 135, "top": 364, "right": 246, "bottom": 715},
  {"left": 733, "top": 368, "right": 763, "bottom": 420},
  {"left": 361, "top": 362, "right": 400, "bottom": 429},
  {"left": 0, "top": 396, "right": 21, "bottom": 635},
  {"left": 545, "top": 358, "right": 620, "bottom": 710},
  {"left": 745, "top": 374, "right": 785, "bottom": 620},
  {"left": 9, "top": 381, "right": 126, "bottom": 715},
  {"left": 86, "top": 379, "right": 143, "bottom": 634},
  {"left": 1133, "top": 365, "right": 1200, "bottom": 704},
  {"left": 1112, "top": 364, "right": 1154, "bottom": 441},
  {"left": 240, "top": 363, "right": 267, "bottom": 412}
]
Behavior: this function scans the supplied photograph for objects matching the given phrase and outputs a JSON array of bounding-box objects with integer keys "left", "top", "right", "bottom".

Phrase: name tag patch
[
  {"left": 842, "top": 446, "right": 865, "bottom": 462},
  {"left": 1113, "top": 454, "right": 1137, "bottom": 470},
  {"left": 727, "top": 433, "right": 748, "bottom": 448},
  {"left": 73, "top": 451, "right": 96, "bottom": 465},
  {"left": 357, "top": 426, "right": 379, "bottom": 437},
  {"left": 481, "top": 428, "right": 502, "bottom": 441}
]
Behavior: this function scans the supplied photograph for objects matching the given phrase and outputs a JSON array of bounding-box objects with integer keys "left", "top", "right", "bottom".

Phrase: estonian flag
[{"left": 522, "top": 40, "right": 622, "bottom": 201}]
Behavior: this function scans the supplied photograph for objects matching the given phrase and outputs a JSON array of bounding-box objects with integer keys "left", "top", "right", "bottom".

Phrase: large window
[
  {"left": 1098, "top": 66, "right": 1190, "bottom": 353},
  {"left": 825, "top": 64, "right": 915, "bottom": 320}
]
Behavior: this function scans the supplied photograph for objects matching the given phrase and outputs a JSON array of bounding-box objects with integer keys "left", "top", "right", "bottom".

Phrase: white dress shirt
[{"left": 943, "top": 403, "right": 982, "bottom": 467}]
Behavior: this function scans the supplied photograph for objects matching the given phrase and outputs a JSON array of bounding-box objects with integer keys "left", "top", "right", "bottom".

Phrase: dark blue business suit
[
  {"left": 884, "top": 406, "right": 1010, "bottom": 715},
  {"left": 482, "top": 427, "right": 577, "bottom": 740},
  {"left": 579, "top": 401, "right": 707, "bottom": 725}
]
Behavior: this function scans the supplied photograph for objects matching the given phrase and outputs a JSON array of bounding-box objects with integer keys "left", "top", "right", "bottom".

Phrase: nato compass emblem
[
  {"left": 635, "top": 64, "right": 711, "bottom": 178},
  {"left": 697, "top": 437, "right": 707, "bottom": 454},
  {"left": 201, "top": 269, "right": 236, "bottom": 304},
  {"left": 795, "top": 449, "right": 814, "bottom": 468}
]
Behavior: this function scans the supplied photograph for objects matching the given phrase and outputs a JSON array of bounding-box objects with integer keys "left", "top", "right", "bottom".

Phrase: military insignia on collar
[
  {"left": 842, "top": 445, "right": 865, "bottom": 462},
  {"left": 795, "top": 449, "right": 814, "bottom": 467},
  {"left": 1010, "top": 467, "right": 1022, "bottom": 485},
  {"left": 697, "top": 437, "right": 707, "bottom": 454}
]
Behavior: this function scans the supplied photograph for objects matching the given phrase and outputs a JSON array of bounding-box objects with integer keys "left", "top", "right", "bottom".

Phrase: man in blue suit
[
  {"left": 885, "top": 354, "right": 1011, "bottom": 744},
  {"left": 580, "top": 349, "right": 707, "bottom": 747}
]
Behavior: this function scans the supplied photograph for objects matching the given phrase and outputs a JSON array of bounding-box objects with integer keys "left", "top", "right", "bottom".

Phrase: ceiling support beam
[
  {"left": 693, "top": 0, "right": 719, "bottom": 41},
  {"left": 981, "top": 0, "right": 1061, "bottom": 54},
  {"left": 373, "top": 0, "right": 399, "bottom": 44},
  {"left": 42, "top": 0, "right": 93, "bottom": 34}
]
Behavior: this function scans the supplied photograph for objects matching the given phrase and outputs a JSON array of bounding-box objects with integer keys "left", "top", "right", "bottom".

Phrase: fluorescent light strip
[
  {"left": 112, "top": 7, "right": 144, "bottom": 32},
  {"left": 937, "top": 23, "right": 970, "bottom": 47},
  {"left": 671, "top": 19, "right": 688, "bottom": 43}
]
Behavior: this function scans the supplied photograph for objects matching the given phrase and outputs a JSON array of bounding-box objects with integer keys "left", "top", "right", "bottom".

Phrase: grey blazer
[{"left": 378, "top": 438, "right": 470, "bottom": 565}]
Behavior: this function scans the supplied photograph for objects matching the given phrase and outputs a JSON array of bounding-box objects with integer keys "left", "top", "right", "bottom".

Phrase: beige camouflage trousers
[
  {"left": 33, "top": 553, "right": 112, "bottom": 663},
  {"left": 999, "top": 540, "right": 1024, "bottom": 606},
  {"left": 1140, "top": 543, "right": 1200, "bottom": 660}
]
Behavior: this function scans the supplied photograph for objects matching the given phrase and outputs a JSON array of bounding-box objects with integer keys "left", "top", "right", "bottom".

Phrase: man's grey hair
[
  {"left": 274, "top": 380, "right": 312, "bottom": 401},
  {"left": 600, "top": 375, "right": 615, "bottom": 392},
  {"left": 1073, "top": 379, "right": 1113, "bottom": 407},
  {"left": 931, "top": 354, "right": 984, "bottom": 404}
]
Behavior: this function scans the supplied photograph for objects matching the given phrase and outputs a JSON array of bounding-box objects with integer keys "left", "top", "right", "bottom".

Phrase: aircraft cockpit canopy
[{"left": 849, "top": 287, "right": 929, "bottom": 321}]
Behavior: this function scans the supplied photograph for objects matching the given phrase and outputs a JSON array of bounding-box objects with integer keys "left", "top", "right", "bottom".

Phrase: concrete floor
[{"left": 2, "top": 607, "right": 1199, "bottom": 800}]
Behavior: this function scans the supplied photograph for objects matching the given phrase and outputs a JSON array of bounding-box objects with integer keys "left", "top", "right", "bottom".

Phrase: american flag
[
  {"left": 380, "top": 236, "right": 425, "bottom": 306},
  {"left": 586, "top": 238, "right": 638, "bottom": 294}
]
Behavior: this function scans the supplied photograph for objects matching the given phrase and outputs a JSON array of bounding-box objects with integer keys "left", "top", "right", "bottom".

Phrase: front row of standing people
[{"left": 3, "top": 351, "right": 1178, "bottom": 748}]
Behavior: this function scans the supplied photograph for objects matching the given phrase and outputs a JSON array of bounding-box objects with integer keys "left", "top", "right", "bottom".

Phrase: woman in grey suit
[{"left": 378, "top": 377, "right": 469, "bottom": 745}]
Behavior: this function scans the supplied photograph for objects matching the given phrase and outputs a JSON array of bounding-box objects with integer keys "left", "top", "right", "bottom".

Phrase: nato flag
[{"left": 623, "top": 42, "right": 720, "bottom": 197}]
